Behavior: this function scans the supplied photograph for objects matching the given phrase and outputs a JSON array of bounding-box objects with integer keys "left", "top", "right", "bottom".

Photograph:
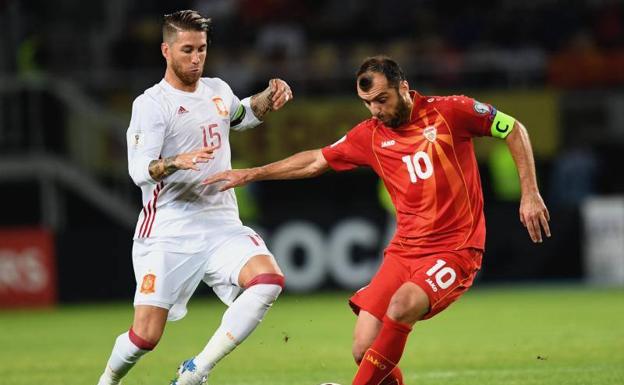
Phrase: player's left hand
[
  {"left": 519, "top": 192, "right": 551, "bottom": 243},
  {"left": 202, "top": 168, "right": 257, "bottom": 191},
  {"left": 267, "top": 78, "right": 293, "bottom": 110}
]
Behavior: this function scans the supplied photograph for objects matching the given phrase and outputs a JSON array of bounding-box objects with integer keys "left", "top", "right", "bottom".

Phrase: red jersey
[{"left": 322, "top": 92, "right": 505, "bottom": 253}]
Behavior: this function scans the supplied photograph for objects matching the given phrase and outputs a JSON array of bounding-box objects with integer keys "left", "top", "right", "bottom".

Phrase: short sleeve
[
  {"left": 448, "top": 96, "right": 515, "bottom": 139},
  {"left": 321, "top": 122, "right": 372, "bottom": 171}
]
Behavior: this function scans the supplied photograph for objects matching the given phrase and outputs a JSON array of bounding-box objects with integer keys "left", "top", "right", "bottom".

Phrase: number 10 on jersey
[{"left": 402, "top": 151, "right": 433, "bottom": 183}]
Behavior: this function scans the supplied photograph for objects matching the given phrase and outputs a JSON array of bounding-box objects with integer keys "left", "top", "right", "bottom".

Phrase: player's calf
[
  {"left": 97, "top": 328, "right": 158, "bottom": 385},
  {"left": 192, "top": 273, "right": 285, "bottom": 374}
]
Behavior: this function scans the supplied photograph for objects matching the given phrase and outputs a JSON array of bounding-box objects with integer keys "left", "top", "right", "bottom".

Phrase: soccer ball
[{"left": 319, "top": 383, "right": 342, "bottom": 385}]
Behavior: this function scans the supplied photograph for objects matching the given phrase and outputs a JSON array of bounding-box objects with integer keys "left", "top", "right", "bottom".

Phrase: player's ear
[
  {"left": 399, "top": 80, "right": 409, "bottom": 93},
  {"left": 161, "top": 42, "right": 169, "bottom": 60}
]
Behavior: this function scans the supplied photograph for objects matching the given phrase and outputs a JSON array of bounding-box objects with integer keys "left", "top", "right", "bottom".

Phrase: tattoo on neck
[
  {"left": 149, "top": 156, "right": 178, "bottom": 181},
  {"left": 250, "top": 87, "right": 274, "bottom": 119}
]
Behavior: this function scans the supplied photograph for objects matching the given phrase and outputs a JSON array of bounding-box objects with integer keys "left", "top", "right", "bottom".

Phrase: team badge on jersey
[
  {"left": 473, "top": 101, "right": 490, "bottom": 115},
  {"left": 212, "top": 97, "right": 229, "bottom": 117},
  {"left": 424, "top": 126, "right": 437, "bottom": 142},
  {"left": 140, "top": 273, "right": 156, "bottom": 294}
]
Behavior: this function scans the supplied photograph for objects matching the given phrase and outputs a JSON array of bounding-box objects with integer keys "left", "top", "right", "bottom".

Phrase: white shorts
[{"left": 132, "top": 225, "right": 273, "bottom": 321}]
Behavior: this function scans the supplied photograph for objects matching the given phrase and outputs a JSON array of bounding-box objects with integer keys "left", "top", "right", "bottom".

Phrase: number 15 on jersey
[{"left": 201, "top": 124, "right": 222, "bottom": 149}]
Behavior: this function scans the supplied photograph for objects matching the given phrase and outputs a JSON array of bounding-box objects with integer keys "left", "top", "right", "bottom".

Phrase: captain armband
[
  {"left": 490, "top": 111, "right": 516, "bottom": 139},
  {"left": 230, "top": 97, "right": 262, "bottom": 131},
  {"left": 230, "top": 104, "right": 246, "bottom": 128}
]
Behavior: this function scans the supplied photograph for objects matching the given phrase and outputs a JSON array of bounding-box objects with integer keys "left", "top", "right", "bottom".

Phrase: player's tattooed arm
[
  {"left": 250, "top": 87, "right": 274, "bottom": 119},
  {"left": 250, "top": 78, "right": 293, "bottom": 119},
  {"left": 148, "top": 146, "right": 216, "bottom": 181},
  {"left": 148, "top": 156, "right": 179, "bottom": 182}
]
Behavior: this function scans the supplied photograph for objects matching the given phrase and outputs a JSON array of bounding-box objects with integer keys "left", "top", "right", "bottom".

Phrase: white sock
[
  {"left": 98, "top": 332, "right": 150, "bottom": 384},
  {"left": 195, "top": 283, "right": 282, "bottom": 372}
]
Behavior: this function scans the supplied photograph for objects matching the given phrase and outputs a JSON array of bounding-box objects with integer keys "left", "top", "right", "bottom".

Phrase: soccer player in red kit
[{"left": 204, "top": 55, "right": 551, "bottom": 385}]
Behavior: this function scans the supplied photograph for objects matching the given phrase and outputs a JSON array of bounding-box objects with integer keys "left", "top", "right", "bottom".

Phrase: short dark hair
[
  {"left": 356, "top": 55, "right": 406, "bottom": 91},
  {"left": 163, "top": 10, "right": 212, "bottom": 44}
]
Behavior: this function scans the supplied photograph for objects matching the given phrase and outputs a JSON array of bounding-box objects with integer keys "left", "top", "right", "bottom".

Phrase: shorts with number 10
[{"left": 349, "top": 244, "right": 483, "bottom": 321}]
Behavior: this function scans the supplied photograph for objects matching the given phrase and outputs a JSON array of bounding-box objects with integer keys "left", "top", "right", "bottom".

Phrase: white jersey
[{"left": 126, "top": 77, "right": 261, "bottom": 251}]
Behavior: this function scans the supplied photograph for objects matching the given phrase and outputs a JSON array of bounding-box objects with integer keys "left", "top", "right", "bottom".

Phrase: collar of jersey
[{"left": 160, "top": 78, "right": 205, "bottom": 96}]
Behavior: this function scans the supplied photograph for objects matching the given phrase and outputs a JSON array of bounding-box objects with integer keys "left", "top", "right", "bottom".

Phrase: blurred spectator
[
  {"left": 549, "top": 31, "right": 624, "bottom": 88},
  {"left": 549, "top": 144, "right": 599, "bottom": 208}
]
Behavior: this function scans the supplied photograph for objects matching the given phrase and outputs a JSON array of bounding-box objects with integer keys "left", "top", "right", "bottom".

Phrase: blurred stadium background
[{"left": 1, "top": 1, "right": 623, "bottom": 384}]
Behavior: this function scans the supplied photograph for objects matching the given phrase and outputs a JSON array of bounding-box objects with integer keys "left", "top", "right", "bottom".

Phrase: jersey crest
[
  {"left": 423, "top": 126, "right": 437, "bottom": 142},
  {"left": 212, "top": 97, "right": 229, "bottom": 117},
  {"left": 140, "top": 273, "right": 156, "bottom": 294}
]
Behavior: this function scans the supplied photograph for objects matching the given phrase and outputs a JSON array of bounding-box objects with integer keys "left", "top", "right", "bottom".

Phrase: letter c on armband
[{"left": 490, "top": 111, "right": 516, "bottom": 139}]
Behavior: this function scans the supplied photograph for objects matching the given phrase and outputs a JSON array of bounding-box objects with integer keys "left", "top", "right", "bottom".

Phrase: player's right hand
[
  {"left": 202, "top": 169, "right": 256, "bottom": 191},
  {"left": 519, "top": 191, "right": 551, "bottom": 243},
  {"left": 176, "top": 146, "right": 215, "bottom": 171}
]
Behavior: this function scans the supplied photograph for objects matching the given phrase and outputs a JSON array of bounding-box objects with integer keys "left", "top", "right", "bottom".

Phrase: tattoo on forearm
[
  {"left": 250, "top": 86, "right": 274, "bottom": 119},
  {"left": 148, "top": 156, "right": 178, "bottom": 181}
]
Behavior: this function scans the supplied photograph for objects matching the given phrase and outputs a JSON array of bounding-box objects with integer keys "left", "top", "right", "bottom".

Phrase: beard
[
  {"left": 383, "top": 97, "right": 412, "bottom": 128},
  {"left": 172, "top": 60, "right": 203, "bottom": 86}
]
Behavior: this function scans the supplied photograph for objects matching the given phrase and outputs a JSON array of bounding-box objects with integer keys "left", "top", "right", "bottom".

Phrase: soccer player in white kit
[{"left": 96, "top": 10, "right": 293, "bottom": 385}]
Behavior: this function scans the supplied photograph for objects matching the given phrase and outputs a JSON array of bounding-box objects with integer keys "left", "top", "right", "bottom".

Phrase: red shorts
[{"left": 349, "top": 243, "right": 483, "bottom": 321}]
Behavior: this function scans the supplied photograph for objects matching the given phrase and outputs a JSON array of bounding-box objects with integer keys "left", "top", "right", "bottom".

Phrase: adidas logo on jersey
[
  {"left": 177, "top": 106, "right": 189, "bottom": 115},
  {"left": 381, "top": 139, "right": 396, "bottom": 148}
]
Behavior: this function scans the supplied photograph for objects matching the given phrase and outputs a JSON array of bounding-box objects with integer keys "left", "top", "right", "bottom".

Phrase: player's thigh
[
  {"left": 352, "top": 310, "right": 383, "bottom": 363},
  {"left": 203, "top": 226, "right": 275, "bottom": 303},
  {"left": 408, "top": 249, "right": 481, "bottom": 320},
  {"left": 238, "top": 254, "right": 283, "bottom": 287},
  {"left": 387, "top": 281, "right": 430, "bottom": 324},
  {"left": 132, "top": 241, "right": 206, "bottom": 321},
  {"left": 349, "top": 255, "right": 410, "bottom": 321}
]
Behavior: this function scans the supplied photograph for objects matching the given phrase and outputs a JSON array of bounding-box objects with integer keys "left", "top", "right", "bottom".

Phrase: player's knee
[
  {"left": 387, "top": 283, "right": 429, "bottom": 324},
  {"left": 128, "top": 327, "right": 160, "bottom": 351},
  {"left": 245, "top": 273, "right": 285, "bottom": 305},
  {"left": 352, "top": 340, "right": 368, "bottom": 364}
]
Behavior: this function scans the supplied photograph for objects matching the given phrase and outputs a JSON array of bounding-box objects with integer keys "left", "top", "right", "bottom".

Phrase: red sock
[
  {"left": 352, "top": 316, "right": 412, "bottom": 385},
  {"left": 380, "top": 367, "right": 404, "bottom": 385}
]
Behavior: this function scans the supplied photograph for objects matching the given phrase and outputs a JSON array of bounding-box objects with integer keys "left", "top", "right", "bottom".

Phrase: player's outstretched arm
[
  {"left": 250, "top": 78, "right": 293, "bottom": 119},
  {"left": 203, "top": 149, "right": 329, "bottom": 191},
  {"left": 505, "top": 121, "right": 551, "bottom": 243},
  {"left": 148, "top": 146, "right": 215, "bottom": 182}
]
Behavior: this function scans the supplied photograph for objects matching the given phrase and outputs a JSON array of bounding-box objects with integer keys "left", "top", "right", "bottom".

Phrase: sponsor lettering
[
  {"left": 381, "top": 139, "right": 396, "bottom": 148},
  {"left": 425, "top": 277, "right": 438, "bottom": 292},
  {"left": 365, "top": 354, "right": 387, "bottom": 370},
  {"left": 0, "top": 228, "right": 56, "bottom": 307},
  {"left": 0, "top": 248, "right": 48, "bottom": 293}
]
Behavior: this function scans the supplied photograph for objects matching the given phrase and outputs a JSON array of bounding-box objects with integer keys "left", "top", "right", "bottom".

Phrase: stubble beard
[
  {"left": 385, "top": 97, "right": 411, "bottom": 128},
  {"left": 172, "top": 60, "right": 202, "bottom": 86}
]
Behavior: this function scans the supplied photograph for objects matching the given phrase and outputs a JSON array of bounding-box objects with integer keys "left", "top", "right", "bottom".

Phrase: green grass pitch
[{"left": 1, "top": 285, "right": 623, "bottom": 385}]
